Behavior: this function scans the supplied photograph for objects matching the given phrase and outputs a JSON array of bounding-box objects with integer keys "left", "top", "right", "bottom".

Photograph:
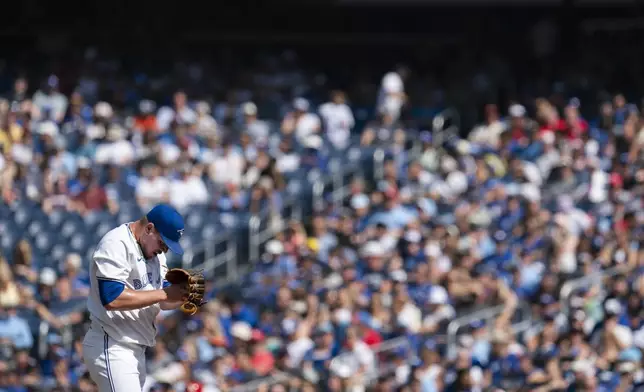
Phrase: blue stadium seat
[
  {"left": 0, "top": 229, "right": 18, "bottom": 256},
  {"left": 12, "top": 205, "right": 34, "bottom": 230},
  {"left": 50, "top": 243, "right": 70, "bottom": 266},
  {"left": 205, "top": 211, "right": 222, "bottom": 230},
  {"left": 0, "top": 205, "right": 11, "bottom": 221},
  {"left": 117, "top": 208, "right": 140, "bottom": 225},
  {"left": 95, "top": 222, "right": 113, "bottom": 239},
  {"left": 184, "top": 226, "right": 202, "bottom": 242},
  {"left": 47, "top": 209, "right": 67, "bottom": 231},
  {"left": 185, "top": 210, "right": 206, "bottom": 231},
  {"left": 83, "top": 210, "right": 113, "bottom": 232},
  {"left": 69, "top": 233, "right": 90, "bottom": 254},
  {"left": 179, "top": 236, "right": 194, "bottom": 252},
  {"left": 60, "top": 219, "right": 83, "bottom": 239},
  {"left": 201, "top": 223, "right": 219, "bottom": 240},
  {"left": 119, "top": 201, "right": 142, "bottom": 216},
  {"left": 34, "top": 233, "right": 54, "bottom": 255},
  {"left": 27, "top": 219, "right": 51, "bottom": 239},
  {"left": 117, "top": 182, "right": 135, "bottom": 201},
  {"left": 219, "top": 213, "right": 238, "bottom": 230},
  {"left": 286, "top": 180, "right": 302, "bottom": 196}
]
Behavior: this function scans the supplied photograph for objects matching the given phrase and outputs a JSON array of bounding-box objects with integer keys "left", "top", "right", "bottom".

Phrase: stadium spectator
[
  {"left": 376, "top": 65, "right": 408, "bottom": 122},
  {"left": 239, "top": 102, "right": 270, "bottom": 145},
  {"left": 319, "top": 90, "right": 355, "bottom": 151},
  {"left": 281, "top": 98, "right": 321, "bottom": 146},
  {"left": 32, "top": 75, "right": 68, "bottom": 123},
  {"left": 1, "top": 33, "right": 644, "bottom": 392}
]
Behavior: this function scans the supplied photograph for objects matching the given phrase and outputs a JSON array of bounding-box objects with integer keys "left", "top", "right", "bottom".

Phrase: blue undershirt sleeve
[{"left": 97, "top": 279, "right": 125, "bottom": 306}]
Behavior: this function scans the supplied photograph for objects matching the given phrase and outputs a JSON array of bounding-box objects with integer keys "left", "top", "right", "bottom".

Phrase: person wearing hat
[
  {"left": 239, "top": 101, "right": 270, "bottom": 145},
  {"left": 281, "top": 97, "right": 321, "bottom": 145},
  {"left": 318, "top": 90, "right": 355, "bottom": 150},
  {"left": 32, "top": 74, "right": 68, "bottom": 123},
  {"left": 82, "top": 204, "right": 189, "bottom": 392}
]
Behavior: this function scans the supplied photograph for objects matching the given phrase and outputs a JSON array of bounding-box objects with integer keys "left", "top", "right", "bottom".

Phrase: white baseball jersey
[{"left": 87, "top": 223, "right": 168, "bottom": 347}]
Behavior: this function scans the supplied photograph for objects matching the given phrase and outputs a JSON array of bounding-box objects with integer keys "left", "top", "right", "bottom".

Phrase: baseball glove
[{"left": 165, "top": 268, "right": 206, "bottom": 315}]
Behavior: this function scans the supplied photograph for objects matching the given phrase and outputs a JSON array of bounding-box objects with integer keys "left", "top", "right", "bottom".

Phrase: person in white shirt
[
  {"left": 136, "top": 164, "right": 170, "bottom": 211},
  {"left": 94, "top": 125, "right": 136, "bottom": 166},
  {"left": 468, "top": 104, "right": 509, "bottom": 148},
  {"left": 208, "top": 141, "right": 245, "bottom": 187},
  {"left": 82, "top": 204, "right": 188, "bottom": 392},
  {"left": 281, "top": 98, "right": 321, "bottom": 145},
  {"left": 156, "top": 91, "right": 197, "bottom": 132},
  {"left": 345, "top": 326, "right": 376, "bottom": 379},
  {"left": 319, "top": 91, "right": 355, "bottom": 150},
  {"left": 195, "top": 101, "right": 218, "bottom": 139},
  {"left": 169, "top": 164, "right": 209, "bottom": 212},
  {"left": 239, "top": 102, "right": 270, "bottom": 145},
  {"left": 32, "top": 75, "right": 69, "bottom": 123},
  {"left": 376, "top": 66, "right": 408, "bottom": 122},
  {"left": 275, "top": 139, "right": 300, "bottom": 174}
]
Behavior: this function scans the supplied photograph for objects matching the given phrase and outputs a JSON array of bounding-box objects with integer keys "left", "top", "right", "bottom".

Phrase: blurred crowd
[
  {"left": 171, "top": 93, "right": 642, "bottom": 392},
  {"left": 1, "top": 42, "right": 644, "bottom": 392}
]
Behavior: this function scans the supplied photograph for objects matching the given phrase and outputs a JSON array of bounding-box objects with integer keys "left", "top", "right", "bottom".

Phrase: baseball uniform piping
[{"left": 104, "top": 333, "right": 116, "bottom": 392}]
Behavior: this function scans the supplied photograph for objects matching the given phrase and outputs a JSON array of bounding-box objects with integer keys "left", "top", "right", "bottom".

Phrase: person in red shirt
[
  {"left": 133, "top": 100, "right": 159, "bottom": 133},
  {"left": 536, "top": 98, "right": 567, "bottom": 136},
  {"left": 185, "top": 381, "right": 203, "bottom": 392},
  {"left": 564, "top": 100, "right": 588, "bottom": 140},
  {"left": 71, "top": 179, "right": 118, "bottom": 215},
  {"left": 353, "top": 313, "right": 383, "bottom": 347},
  {"left": 249, "top": 329, "right": 275, "bottom": 376}
]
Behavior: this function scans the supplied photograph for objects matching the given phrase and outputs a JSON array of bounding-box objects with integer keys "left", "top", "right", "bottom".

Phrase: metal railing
[
  {"left": 446, "top": 302, "right": 534, "bottom": 359},
  {"left": 318, "top": 265, "right": 628, "bottom": 386},
  {"left": 201, "top": 265, "right": 632, "bottom": 391},
  {"left": 181, "top": 230, "right": 238, "bottom": 284},
  {"left": 37, "top": 301, "right": 87, "bottom": 360},
  {"left": 559, "top": 265, "right": 625, "bottom": 317},
  {"left": 330, "top": 336, "right": 412, "bottom": 385},
  {"left": 190, "top": 137, "right": 424, "bottom": 285},
  {"left": 230, "top": 371, "right": 294, "bottom": 392},
  {"left": 184, "top": 107, "right": 459, "bottom": 283}
]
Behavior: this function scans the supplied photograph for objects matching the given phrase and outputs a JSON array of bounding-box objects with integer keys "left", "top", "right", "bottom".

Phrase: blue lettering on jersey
[{"left": 133, "top": 272, "right": 158, "bottom": 290}]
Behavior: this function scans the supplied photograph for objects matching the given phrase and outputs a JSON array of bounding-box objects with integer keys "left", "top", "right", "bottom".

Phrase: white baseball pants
[{"left": 83, "top": 327, "right": 147, "bottom": 392}]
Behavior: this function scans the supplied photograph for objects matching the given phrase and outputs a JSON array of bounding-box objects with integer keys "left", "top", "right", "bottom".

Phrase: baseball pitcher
[{"left": 82, "top": 204, "right": 205, "bottom": 392}]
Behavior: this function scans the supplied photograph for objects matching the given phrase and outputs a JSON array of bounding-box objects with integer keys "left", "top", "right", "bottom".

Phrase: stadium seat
[
  {"left": 201, "top": 224, "right": 219, "bottom": 240},
  {"left": 60, "top": 220, "right": 83, "bottom": 239},
  {"left": 12, "top": 205, "right": 33, "bottom": 230},
  {"left": 47, "top": 209, "right": 67, "bottom": 231},
  {"left": 219, "top": 213, "right": 238, "bottom": 230},
  {"left": 69, "top": 233, "right": 90, "bottom": 254},
  {"left": 0, "top": 230, "right": 18, "bottom": 256},
  {"left": 185, "top": 210, "right": 206, "bottom": 231},
  {"left": 50, "top": 243, "right": 70, "bottom": 266},
  {"left": 117, "top": 210, "right": 138, "bottom": 225},
  {"left": 84, "top": 210, "right": 112, "bottom": 231},
  {"left": 27, "top": 220, "right": 51, "bottom": 240},
  {"left": 34, "top": 233, "right": 54, "bottom": 255},
  {"left": 0, "top": 205, "right": 11, "bottom": 221},
  {"left": 94, "top": 222, "right": 113, "bottom": 239}
]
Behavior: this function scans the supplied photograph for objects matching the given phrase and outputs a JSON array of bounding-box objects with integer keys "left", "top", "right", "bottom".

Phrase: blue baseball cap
[{"left": 146, "top": 204, "right": 185, "bottom": 255}]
